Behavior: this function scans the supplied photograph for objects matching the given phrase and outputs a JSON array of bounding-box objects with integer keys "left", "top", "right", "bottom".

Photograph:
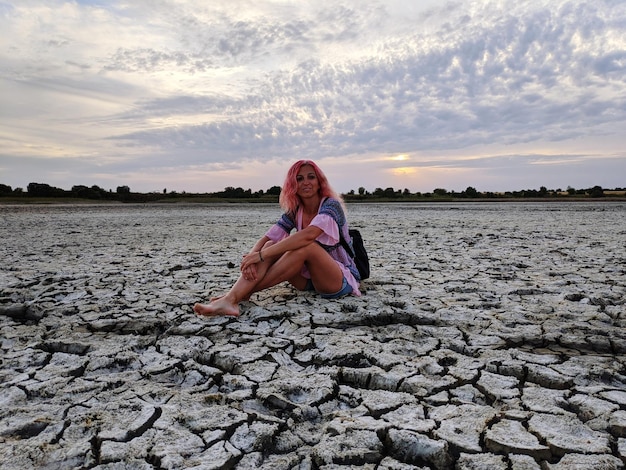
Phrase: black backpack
[{"left": 340, "top": 229, "right": 370, "bottom": 280}]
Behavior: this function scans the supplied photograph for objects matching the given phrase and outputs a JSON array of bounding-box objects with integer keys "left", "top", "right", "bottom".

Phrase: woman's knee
[
  {"left": 280, "top": 243, "right": 324, "bottom": 265},
  {"left": 282, "top": 244, "right": 310, "bottom": 260}
]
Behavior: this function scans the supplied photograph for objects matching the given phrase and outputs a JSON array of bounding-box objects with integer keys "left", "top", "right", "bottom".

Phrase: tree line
[
  {"left": 0, "top": 182, "right": 284, "bottom": 203},
  {"left": 344, "top": 184, "right": 615, "bottom": 200},
  {"left": 0, "top": 182, "right": 623, "bottom": 203}
]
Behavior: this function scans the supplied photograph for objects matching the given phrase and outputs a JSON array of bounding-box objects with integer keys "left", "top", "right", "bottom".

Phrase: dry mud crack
[{"left": 1, "top": 202, "right": 625, "bottom": 469}]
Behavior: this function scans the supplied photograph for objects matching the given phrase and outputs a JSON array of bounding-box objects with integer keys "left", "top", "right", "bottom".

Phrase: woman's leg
[
  {"left": 253, "top": 243, "right": 344, "bottom": 294},
  {"left": 194, "top": 242, "right": 344, "bottom": 317},
  {"left": 194, "top": 242, "right": 277, "bottom": 317}
]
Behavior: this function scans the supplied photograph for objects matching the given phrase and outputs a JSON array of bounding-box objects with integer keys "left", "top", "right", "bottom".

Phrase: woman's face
[{"left": 296, "top": 164, "right": 320, "bottom": 199}]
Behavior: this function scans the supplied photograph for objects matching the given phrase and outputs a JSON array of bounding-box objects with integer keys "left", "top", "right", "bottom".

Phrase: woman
[{"left": 193, "top": 160, "right": 361, "bottom": 317}]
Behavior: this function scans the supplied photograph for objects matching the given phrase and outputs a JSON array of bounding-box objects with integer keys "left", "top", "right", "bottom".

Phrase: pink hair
[{"left": 279, "top": 160, "right": 344, "bottom": 214}]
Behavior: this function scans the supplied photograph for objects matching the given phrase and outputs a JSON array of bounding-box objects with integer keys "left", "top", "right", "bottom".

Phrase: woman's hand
[{"left": 240, "top": 251, "right": 262, "bottom": 280}]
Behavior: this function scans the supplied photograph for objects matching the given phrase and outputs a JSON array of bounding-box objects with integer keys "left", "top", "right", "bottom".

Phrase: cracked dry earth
[{"left": 1, "top": 202, "right": 625, "bottom": 470}]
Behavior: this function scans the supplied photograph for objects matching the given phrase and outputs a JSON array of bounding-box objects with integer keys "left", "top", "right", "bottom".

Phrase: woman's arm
[
  {"left": 241, "top": 225, "right": 322, "bottom": 270},
  {"left": 249, "top": 235, "right": 271, "bottom": 254},
  {"left": 262, "top": 225, "right": 322, "bottom": 259}
]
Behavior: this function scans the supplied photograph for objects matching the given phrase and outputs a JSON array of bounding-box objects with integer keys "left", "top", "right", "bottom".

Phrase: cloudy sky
[{"left": 1, "top": 0, "right": 625, "bottom": 194}]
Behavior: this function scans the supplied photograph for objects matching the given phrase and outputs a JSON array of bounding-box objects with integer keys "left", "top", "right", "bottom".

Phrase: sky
[{"left": 1, "top": 0, "right": 625, "bottom": 195}]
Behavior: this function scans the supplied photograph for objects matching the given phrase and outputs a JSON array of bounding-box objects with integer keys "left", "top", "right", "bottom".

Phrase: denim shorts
[{"left": 305, "top": 277, "right": 353, "bottom": 299}]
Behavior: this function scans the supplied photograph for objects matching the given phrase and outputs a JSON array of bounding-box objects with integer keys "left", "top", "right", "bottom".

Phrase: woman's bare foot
[
  {"left": 193, "top": 297, "right": 240, "bottom": 317},
  {"left": 210, "top": 293, "right": 250, "bottom": 302}
]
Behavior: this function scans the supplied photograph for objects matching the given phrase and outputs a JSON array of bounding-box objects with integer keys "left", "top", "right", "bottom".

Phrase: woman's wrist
[{"left": 258, "top": 250, "right": 264, "bottom": 262}]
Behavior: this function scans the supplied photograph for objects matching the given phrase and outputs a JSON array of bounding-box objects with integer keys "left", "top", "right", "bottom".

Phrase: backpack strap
[{"left": 339, "top": 230, "right": 355, "bottom": 258}]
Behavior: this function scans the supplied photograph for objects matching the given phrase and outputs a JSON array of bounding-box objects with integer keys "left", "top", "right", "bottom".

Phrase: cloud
[
  {"left": 108, "top": 1, "right": 625, "bottom": 157},
  {"left": 0, "top": 0, "right": 624, "bottom": 192}
]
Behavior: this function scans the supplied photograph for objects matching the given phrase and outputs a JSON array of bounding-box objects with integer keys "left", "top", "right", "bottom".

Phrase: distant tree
[
  {"left": 27, "top": 182, "right": 66, "bottom": 197},
  {"left": 0, "top": 184, "right": 12, "bottom": 195},
  {"left": 403, "top": 188, "right": 411, "bottom": 196},
  {"left": 218, "top": 186, "right": 253, "bottom": 198},
  {"left": 567, "top": 186, "right": 576, "bottom": 195},
  {"left": 539, "top": 186, "right": 548, "bottom": 197},
  {"left": 27, "top": 182, "right": 40, "bottom": 195},
  {"left": 358, "top": 187, "right": 366, "bottom": 196},
  {"left": 588, "top": 185, "right": 604, "bottom": 197},
  {"left": 92, "top": 185, "right": 104, "bottom": 192},
  {"left": 373, "top": 188, "right": 384, "bottom": 197},
  {"left": 433, "top": 188, "right": 447, "bottom": 196},
  {"left": 521, "top": 189, "right": 538, "bottom": 198},
  {"left": 116, "top": 185, "right": 131, "bottom": 195},
  {"left": 72, "top": 185, "right": 101, "bottom": 199},
  {"left": 266, "top": 186, "right": 281, "bottom": 196},
  {"left": 463, "top": 186, "right": 479, "bottom": 198},
  {"left": 384, "top": 187, "right": 397, "bottom": 197}
]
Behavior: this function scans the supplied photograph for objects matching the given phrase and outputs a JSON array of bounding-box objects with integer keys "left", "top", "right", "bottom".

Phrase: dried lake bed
[{"left": 1, "top": 201, "right": 625, "bottom": 469}]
